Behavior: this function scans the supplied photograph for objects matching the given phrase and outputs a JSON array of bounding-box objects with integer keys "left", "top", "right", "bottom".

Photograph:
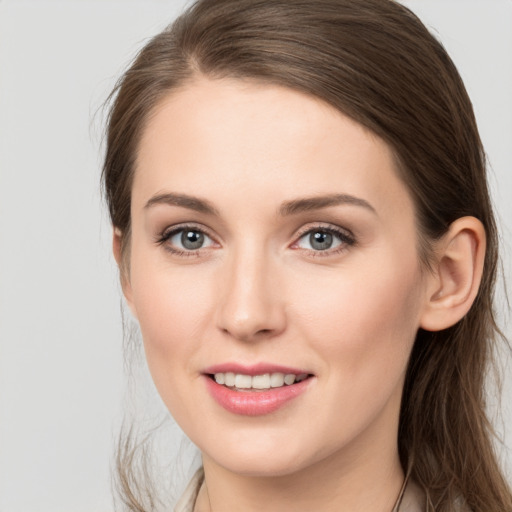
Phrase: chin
[
  {"left": 215, "top": 452, "right": 309, "bottom": 478},
  {"left": 199, "top": 430, "right": 328, "bottom": 478}
]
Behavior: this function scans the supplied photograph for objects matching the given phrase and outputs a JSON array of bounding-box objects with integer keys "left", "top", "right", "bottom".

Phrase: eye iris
[
  {"left": 310, "top": 231, "right": 333, "bottom": 250},
  {"left": 181, "top": 230, "right": 204, "bottom": 250}
]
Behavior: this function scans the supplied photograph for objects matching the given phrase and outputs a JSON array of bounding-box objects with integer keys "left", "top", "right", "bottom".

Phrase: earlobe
[
  {"left": 112, "top": 227, "right": 124, "bottom": 267},
  {"left": 112, "top": 227, "right": 137, "bottom": 319},
  {"left": 420, "top": 217, "right": 486, "bottom": 332}
]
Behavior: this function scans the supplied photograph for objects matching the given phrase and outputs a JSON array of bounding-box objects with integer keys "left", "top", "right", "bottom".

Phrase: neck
[{"left": 195, "top": 421, "right": 405, "bottom": 512}]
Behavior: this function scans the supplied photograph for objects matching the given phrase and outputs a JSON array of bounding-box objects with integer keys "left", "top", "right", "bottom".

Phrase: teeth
[
  {"left": 284, "top": 374, "right": 295, "bottom": 385},
  {"left": 213, "top": 372, "right": 309, "bottom": 390},
  {"left": 270, "top": 372, "right": 285, "bottom": 387},
  {"left": 252, "top": 374, "right": 270, "bottom": 389},
  {"left": 234, "top": 374, "right": 252, "bottom": 389}
]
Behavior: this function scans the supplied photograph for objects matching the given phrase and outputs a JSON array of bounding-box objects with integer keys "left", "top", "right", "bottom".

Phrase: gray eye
[
  {"left": 309, "top": 231, "right": 333, "bottom": 250},
  {"left": 168, "top": 229, "right": 214, "bottom": 251},
  {"left": 181, "top": 230, "right": 205, "bottom": 250},
  {"left": 296, "top": 229, "right": 343, "bottom": 251}
]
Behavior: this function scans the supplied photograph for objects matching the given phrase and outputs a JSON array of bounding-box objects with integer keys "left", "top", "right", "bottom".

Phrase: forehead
[{"left": 133, "top": 76, "right": 413, "bottom": 220}]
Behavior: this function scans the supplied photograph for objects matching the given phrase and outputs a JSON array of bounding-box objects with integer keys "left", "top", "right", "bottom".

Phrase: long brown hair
[{"left": 102, "top": 1, "right": 512, "bottom": 510}]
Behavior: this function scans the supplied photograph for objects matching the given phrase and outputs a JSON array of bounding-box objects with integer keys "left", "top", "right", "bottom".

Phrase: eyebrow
[
  {"left": 279, "top": 194, "right": 376, "bottom": 216},
  {"left": 144, "top": 192, "right": 220, "bottom": 216},
  {"left": 144, "top": 192, "right": 376, "bottom": 216}
]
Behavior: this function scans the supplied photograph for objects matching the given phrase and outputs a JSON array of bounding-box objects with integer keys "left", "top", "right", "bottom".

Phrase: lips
[
  {"left": 202, "top": 363, "right": 315, "bottom": 416},
  {"left": 203, "top": 362, "right": 312, "bottom": 376},
  {"left": 213, "top": 371, "right": 309, "bottom": 390}
]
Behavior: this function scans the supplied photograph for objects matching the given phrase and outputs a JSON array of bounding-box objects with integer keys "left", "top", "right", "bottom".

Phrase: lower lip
[{"left": 204, "top": 376, "right": 313, "bottom": 416}]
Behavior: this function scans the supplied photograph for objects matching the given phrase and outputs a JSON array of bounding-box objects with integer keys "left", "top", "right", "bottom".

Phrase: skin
[{"left": 115, "top": 77, "right": 486, "bottom": 512}]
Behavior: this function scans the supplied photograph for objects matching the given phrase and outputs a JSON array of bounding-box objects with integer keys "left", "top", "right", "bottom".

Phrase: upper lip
[{"left": 202, "top": 362, "right": 313, "bottom": 376}]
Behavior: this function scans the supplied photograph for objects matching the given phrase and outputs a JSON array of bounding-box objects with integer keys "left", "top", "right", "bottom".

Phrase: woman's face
[{"left": 123, "top": 77, "right": 430, "bottom": 477}]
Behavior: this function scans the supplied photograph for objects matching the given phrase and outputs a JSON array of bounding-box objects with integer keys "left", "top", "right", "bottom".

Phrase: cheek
[
  {"left": 128, "top": 261, "right": 220, "bottom": 428},
  {"left": 280, "top": 254, "right": 423, "bottom": 454},
  {"left": 129, "top": 252, "right": 215, "bottom": 381},
  {"left": 293, "top": 252, "right": 423, "bottom": 382}
]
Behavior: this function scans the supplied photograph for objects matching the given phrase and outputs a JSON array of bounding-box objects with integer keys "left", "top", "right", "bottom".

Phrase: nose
[{"left": 215, "top": 245, "right": 287, "bottom": 342}]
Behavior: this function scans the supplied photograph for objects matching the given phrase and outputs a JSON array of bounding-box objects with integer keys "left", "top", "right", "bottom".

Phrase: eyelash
[
  {"left": 292, "top": 224, "right": 356, "bottom": 257},
  {"left": 155, "top": 223, "right": 217, "bottom": 258},
  {"left": 155, "top": 223, "right": 356, "bottom": 258}
]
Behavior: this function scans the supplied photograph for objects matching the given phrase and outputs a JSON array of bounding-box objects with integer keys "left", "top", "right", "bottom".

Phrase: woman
[{"left": 102, "top": 0, "right": 512, "bottom": 510}]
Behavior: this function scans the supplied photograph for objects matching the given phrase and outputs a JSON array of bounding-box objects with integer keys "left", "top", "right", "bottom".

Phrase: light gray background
[{"left": 0, "top": 1, "right": 511, "bottom": 511}]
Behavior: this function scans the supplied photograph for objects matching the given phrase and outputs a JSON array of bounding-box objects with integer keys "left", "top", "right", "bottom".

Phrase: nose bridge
[{"left": 216, "top": 239, "right": 285, "bottom": 341}]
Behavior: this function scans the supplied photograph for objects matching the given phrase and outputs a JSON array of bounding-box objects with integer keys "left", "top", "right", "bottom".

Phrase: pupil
[
  {"left": 310, "top": 231, "right": 332, "bottom": 250},
  {"left": 181, "top": 230, "right": 204, "bottom": 250}
]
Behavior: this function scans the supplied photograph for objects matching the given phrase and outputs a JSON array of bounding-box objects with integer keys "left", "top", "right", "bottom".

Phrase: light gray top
[{"left": 174, "top": 467, "right": 426, "bottom": 512}]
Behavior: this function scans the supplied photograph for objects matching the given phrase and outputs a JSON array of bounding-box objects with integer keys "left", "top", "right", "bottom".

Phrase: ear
[
  {"left": 112, "top": 227, "right": 137, "bottom": 319},
  {"left": 420, "top": 217, "right": 486, "bottom": 332}
]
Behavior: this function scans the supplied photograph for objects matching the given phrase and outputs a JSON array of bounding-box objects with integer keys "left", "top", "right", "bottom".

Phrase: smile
[
  {"left": 212, "top": 372, "right": 310, "bottom": 391},
  {"left": 203, "top": 365, "right": 315, "bottom": 416}
]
